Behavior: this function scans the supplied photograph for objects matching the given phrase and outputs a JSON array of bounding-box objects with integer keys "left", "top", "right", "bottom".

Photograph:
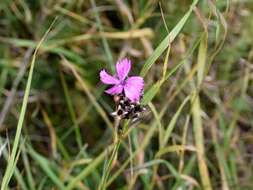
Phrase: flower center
[{"left": 119, "top": 78, "right": 126, "bottom": 86}]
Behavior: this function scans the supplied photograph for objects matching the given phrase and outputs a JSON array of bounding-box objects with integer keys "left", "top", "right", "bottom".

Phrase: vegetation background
[{"left": 0, "top": 0, "right": 253, "bottom": 189}]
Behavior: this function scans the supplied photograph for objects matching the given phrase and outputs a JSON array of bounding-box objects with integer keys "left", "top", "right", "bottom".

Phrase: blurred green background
[{"left": 0, "top": 0, "right": 253, "bottom": 189}]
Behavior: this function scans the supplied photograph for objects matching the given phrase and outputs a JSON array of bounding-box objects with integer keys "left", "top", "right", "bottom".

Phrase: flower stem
[
  {"left": 99, "top": 117, "right": 121, "bottom": 190},
  {"left": 99, "top": 142, "right": 120, "bottom": 190}
]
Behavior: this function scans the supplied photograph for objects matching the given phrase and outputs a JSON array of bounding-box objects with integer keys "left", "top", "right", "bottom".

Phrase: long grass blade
[
  {"left": 0, "top": 18, "right": 57, "bottom": 190},
  {"left": 140, "top": 0, "right": 199, "bottom": 77}
]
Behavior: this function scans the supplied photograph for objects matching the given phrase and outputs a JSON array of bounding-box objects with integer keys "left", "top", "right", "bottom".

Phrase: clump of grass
[{"left": 0, "top": 0, "right": 253, "bottom": 190}]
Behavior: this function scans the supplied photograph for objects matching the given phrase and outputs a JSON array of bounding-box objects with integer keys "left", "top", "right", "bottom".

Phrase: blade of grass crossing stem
[
  {"left": 0, "top": 18, "right": 57, "bottom": 190},
  {"left": 140, "top": 0, "right": 199, "bottom": 77}
]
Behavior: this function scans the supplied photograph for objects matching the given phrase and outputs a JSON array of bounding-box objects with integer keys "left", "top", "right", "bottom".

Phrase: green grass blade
[
  {"left": 141, "top": 36, "right": 201, "bottom": 105},
  {"left": 197, "top": 34, "right": 207, "bottom": 86},
  {"left": 140, "top": 0, "right": 199, "bottom": 77},
  {"left": 0, "top": 138, "right": 28, "bottom": 190},
  {"left": 148, "top": 102, "right": 163, "bottom": 147},
  {"left": 21, "top": 148, "right": 35, "bottom": 190},
  {"left": 66, "top": 145, "right": 114, "bottom": 190},
  {"left": 141, "top": 80, "right": 162, "bottom": 105},
  {"left": 162, "top": 96, "right": 190, "bottom": 148},
  {"left": 191, "top": 94, "right": 212, "bottom": 190},
  {"left": 0, "top": 38, "right": 85, "bottom": 64},
  {"left": 90, "top": 0, "right": 114, "bottom": 73},
  {"left": 106, "top": 120, "right": 158, "bottom": 187},
  {"left": 27, "top": 145, "right": 65, "bottom": 190},
  {"left": 191, "top": 30, "right": 213, "bottom": 190},
  {"left": 133, "top": 159, "right": 180, "bottom": 179},
  {"left": 60, "top": 71, "right": 83, "bottom": 149},
  {"left": 0, "top": 18, "right": 57, "bottom": 190}
]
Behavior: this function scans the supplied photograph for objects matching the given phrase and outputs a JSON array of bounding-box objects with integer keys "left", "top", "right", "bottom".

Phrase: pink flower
[{"left": 100, "top": 58, "right": 144, "bottom": 102}]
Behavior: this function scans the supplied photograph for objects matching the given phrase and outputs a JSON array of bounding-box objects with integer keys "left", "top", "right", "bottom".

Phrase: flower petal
[
  {"left": 105, "top": 85, "right": 123, "bottom": 95},
  {"left": 116, "top": 58, "right": 131, "bottom": 81},
  {"left": 124, "top": 76, "right": 144, "bottom": 102},
  {"left": 100, "top": 70, "right": 119, "bottom": 84}
]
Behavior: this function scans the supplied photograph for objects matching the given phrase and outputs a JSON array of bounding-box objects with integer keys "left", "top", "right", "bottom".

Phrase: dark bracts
[{"left": 111, "top": 94, "right": 146, "bottom": 122}]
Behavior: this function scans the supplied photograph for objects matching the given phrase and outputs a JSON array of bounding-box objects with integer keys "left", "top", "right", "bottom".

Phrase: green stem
[
  {"left": 99, "top": 117, "right": 121, "bottom": 190},
  {"left": 99, "top": 141, "right": 121, "bottom": 190}
]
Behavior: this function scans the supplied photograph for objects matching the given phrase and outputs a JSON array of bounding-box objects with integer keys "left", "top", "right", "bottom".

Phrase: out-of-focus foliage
[{"left": 0, "top": 0, "right": 252, "bottom": 189}]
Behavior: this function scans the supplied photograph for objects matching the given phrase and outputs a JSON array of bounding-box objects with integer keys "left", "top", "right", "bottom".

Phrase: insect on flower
[{"left": 100, "top": 58, "right": 146, "bottom": 121}]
